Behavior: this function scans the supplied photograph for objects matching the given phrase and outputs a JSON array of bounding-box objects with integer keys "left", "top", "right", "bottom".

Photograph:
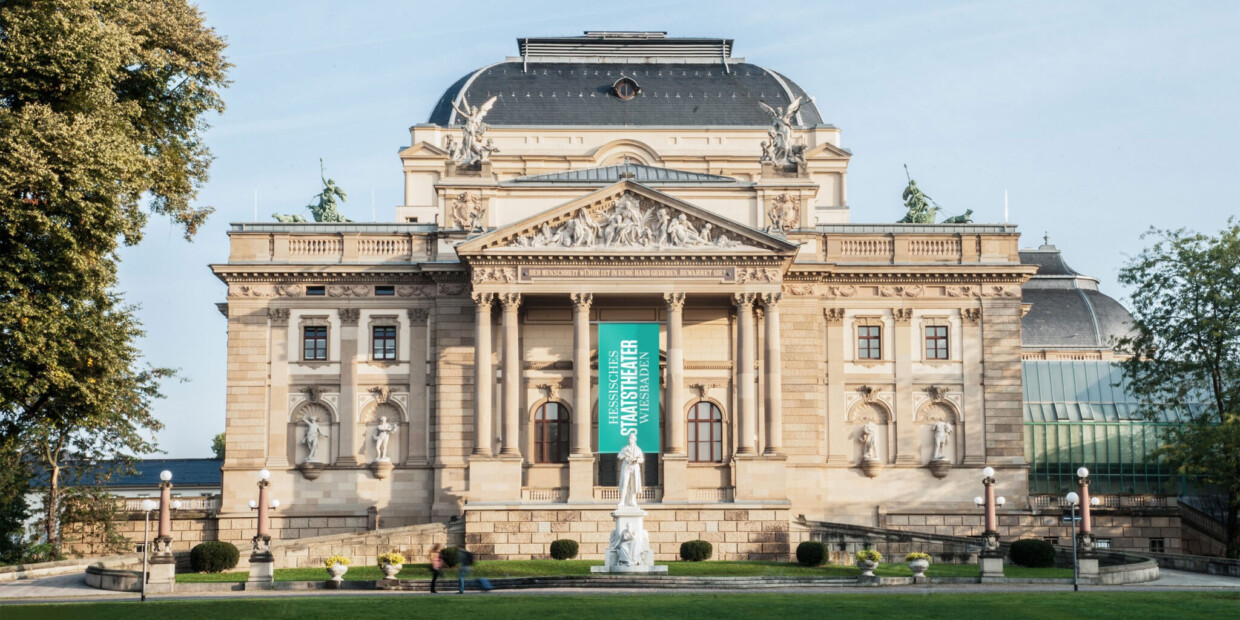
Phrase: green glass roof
[{"left": 1021, "top": 361, "right": 1195, "bottom": 423}]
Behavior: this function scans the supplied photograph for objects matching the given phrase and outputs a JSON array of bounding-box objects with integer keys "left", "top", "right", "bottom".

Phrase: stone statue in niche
[
  {"left": 617, "top": 432, "right": 645, "bottom": 509},
  {"left": 931, "top": 421, "right": 953, "bottom": 461},
  {"left": 861, "top": 422, "right": 879, "bottom": 461},
  {"left": 373, "top": 415, "right": 397, "bottom": 462},
  {"left": 302, "top": 415, "right": 329, "bottom": 464}
]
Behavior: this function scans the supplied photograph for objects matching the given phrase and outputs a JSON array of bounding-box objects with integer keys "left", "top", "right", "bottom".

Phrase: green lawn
[
  {"left": 175, "top": 560, "right": 1071, "bottom": 583},
  {"left": 6, "top": 592, "right": 1237, "bottom": 620}
]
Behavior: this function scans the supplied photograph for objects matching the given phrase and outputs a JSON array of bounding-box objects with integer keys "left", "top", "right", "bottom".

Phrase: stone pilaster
[
  {"left": 406, "top": 307, "right": 430, "bottom": 465},
  {"left": 734, "top": 293, "right": 758, "bottom": 455},
  {"left": 337, "top": 307, "right": 361, "bottom": 466},
  {"left": 824, "top": 308, "right": 849, "bottom": 464},
  {"left": 568, "top": 292, "right": 594, "bottom": 503},
  {"left": 892, "top": 308, "right": 916, "bottom": 466},
  {"left": 471, "top": 293, "right": 495, "bottom": 457},
  {"left": 661, "top": 293, "right": 688, "bottom": 502},
  {"left": 961, "top": 307, "right": 985, "bottom": 465},
  {"left": 266, "top": 308, "right": 291, "bottom": 468},
  {"left": 981, "top": 299, "right": 1026, "bottom": 469}
]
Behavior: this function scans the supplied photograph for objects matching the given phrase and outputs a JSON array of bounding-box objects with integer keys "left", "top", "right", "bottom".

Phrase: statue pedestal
[{"left": 590, "top": 506, "right": 667, "bottom": 575}]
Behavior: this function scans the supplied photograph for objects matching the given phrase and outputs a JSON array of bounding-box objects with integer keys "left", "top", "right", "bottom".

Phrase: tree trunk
[{"left": 44, "top": 464, "right": 59, "bottom": 550}]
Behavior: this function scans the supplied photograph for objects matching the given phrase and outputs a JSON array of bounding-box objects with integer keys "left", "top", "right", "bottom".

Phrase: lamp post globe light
[
  {"left": 1065, "top": 491, "right": 1081, "bottom": 591},
  {"left": 146, "top": 470, "right": 180, "bottom": 593},
  {"left": 1072, "top": 467, "right": 1102, "bottom": 585},
  {"left": 977, "top": 466, "right": 1004, "bottom": 581},
  {"left": 247, "top": 470, "right": 280, "bottom": 586}
]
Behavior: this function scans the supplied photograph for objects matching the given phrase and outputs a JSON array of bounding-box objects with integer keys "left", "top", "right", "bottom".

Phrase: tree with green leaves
[
  {"left": 0, "top": 0, "right": 230, "bottom": 439},
  {"left": 1117, "top": 220, "right": 1240, "bottom": 558},
  {"left": 212, "top": 432, "right": 225, "bottom": 460},
  {"left": 0, "top": 439, "right": 30, "bottom": 562}
]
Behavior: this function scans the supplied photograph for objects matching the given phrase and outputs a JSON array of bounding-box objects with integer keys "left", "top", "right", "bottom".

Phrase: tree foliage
[
  {"left": 0, "top": 0, "right": 230, "bottom": 438},
  {"left": 211, "top": 432, "right": 225, "bottom": 460},
  {"left": 1117, "top": 220, "right": 1240, "bottom": 558}
]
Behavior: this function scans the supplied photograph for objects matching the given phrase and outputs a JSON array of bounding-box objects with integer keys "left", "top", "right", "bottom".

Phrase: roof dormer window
[{"left": 613, "top": 77, "right": 640, "bottom": 101}]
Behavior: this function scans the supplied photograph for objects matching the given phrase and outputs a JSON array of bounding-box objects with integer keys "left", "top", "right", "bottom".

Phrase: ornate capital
[
  {"left": 500, "top": 293, "right": 522, "bottom": 310},
  {"left": 338, "top": 308, "right": 361, "bottom": 325},
  {"left": 961, "top": 308, "right": 982, "bottom": 325},
  {"left": 824, "top": 308, "right": 845, "bottom": 324},
  {"left": 761, "top": 292, "right": 783, "bottom": 309},
  {"left": 569, "top": 292, "right": 593, "bottom": 311},
  {"left": 471, "top": 292, "right": 495, "bottom": 309},
  {"left": 893, "top": 308, "right": 913, "bottom": 324},
  {"left": 268, "top": 308, "right": 291, "bottom": 326},
  {"left": 663, "top": 292, "right": 686, "bottom": 313},
  {"left": 732, "top": 292, "right": 758, "bottom": 310},
  {"left": 407, "top": 308, "right": 429, "bottom": 325}
]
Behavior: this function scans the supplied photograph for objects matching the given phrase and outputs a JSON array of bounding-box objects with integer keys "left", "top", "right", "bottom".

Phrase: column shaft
[
  {"left": 665, "top": 293, "right": 686, "bottom": 455},
  {"left": 762, "top": 293, "right": 783, "bottom": 455},
  {"left": 500, "top": 294, "right": 522, "bottom": 457},
  {"left": 735, "top": 294, "right": 757, "bottom": 455},
  {"left": 472, "top": 293, "right": 494, "bottom": 457},
  {"left": 571, "top": 293, "right": 593, "bottom": 456}
]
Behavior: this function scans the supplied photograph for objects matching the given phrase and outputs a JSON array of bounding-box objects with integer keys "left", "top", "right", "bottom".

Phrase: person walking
[
  {"left": 457, "top": 547, "right": 493, "bottom": 593},
  {"left": 428, "top": 544, "right": 443, "bottom": 594}
]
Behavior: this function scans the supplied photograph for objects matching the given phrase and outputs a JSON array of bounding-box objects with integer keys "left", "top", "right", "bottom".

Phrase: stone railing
[
  {"left": 594, "top": 486, "right": 662, "bottom": 502},
  {"left": 691, "top": 487, "right": 735, "bottom": 502},
  {"left": 813, "top": 224, "right": 1021, "bottom": 265},
  {"left": 118, "top": 495, "right": 220, "bottom": 513},
  {"left": 1029, "top": 494, "right": 1170, "bottom": 510},
  {"left": 227, "top": 223, "right": 436, "bottom": 263},
  {"left": 522, "top": 487, "right": 568, "bottom": 503}
]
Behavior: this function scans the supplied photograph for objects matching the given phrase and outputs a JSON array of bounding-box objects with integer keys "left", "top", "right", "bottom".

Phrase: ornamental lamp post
[
  {"left": 1074, "top": 467, "right": 1102, "bottom": 584},
  {"left": 978, "top": 466, "right": 1005, "bottom": 581},
  {"left": 139, "top": 499, "right": 157, "bottom": 602},
  {"left": 1065, "top": 491, "right": 1080, "bottom": 591},
  {"left": 148, "top": 470, "right": 180, "bottom": 590},
  {"left": 247, "top": 469, "right": 280, "bottom": 586}
]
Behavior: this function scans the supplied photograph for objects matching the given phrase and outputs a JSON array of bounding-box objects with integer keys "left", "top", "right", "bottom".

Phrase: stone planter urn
[
  {"left": 908, "top": 559, "right": 930, "bottom": 577},
  {"left": 381, "top": 563, "right": 402, "bottom": 579},
  {"left": 859, "top": 458, "right": 883, "bottom": 478},
  {"left": 857, "top": 560, "right": 878, "bottom": 577},
  {"left": 327, "top": 563, "right": 348, "bottom": 582},
  {"left": 927, "top": 459, "right": 952, "bottom": 479}
]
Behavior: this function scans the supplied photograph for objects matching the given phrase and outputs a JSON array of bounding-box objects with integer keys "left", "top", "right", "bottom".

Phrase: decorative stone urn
[
  {"left": 908, "top": 558, "right": 930, "bottom": 577},
  {"left": 859, "top": 458, "right": 883, "bottom": 478},
  {"left": 857, "top": 560, "right": 878, "bottom": 577},
  {"left": 381, "top": 563, "right": 402, "bottom": 579},
  {"left": 327, "top": 563, "right": 348, "bottom": 582},
  {"left": 927, "top": 459, "right": 952, "bottom": 479}
]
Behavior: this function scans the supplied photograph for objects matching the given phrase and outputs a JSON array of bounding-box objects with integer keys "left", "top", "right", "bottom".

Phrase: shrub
[
  {"left": 854, "top": 549, "right": 882, "bottom": 563},
  {"left": 323, "top": 554, "right": 351, "bottom": 568},
  {"left": 679, "top": 540, "right": 713, "bottom": 562},
  {"left": 440, "top": 546, "right": 460, "bottom": 568},
  {"left": 795, "top": 541, "right": 828, "bottom": 567},
  {"left": 377, "top": 552, "right": 406, "bottom": 565},
  {"left": 550, "top": 539, "right": 579, "bottom": 560},
  {"left": 1010, "top": 538, "right": 1056, "bottom": 568},
  {"left": 189, "top": 541, "right": 240, "bottom": 573},
  {"left": 904, "top": 552, "right": 932, "bottom": 563}
]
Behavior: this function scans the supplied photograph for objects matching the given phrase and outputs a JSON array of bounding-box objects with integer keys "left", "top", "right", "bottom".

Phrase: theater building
[{"left": 211, "top": 33, "right": 1144, "bottom": 560}]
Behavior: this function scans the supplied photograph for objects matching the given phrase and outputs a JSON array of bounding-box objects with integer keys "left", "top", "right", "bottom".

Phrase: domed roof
[
  {"left": 1020, "top": 243, "right": 1134, "bottom": 350},
  {"left": 427, "top": 34, "right": 823, "bottom": 127}
]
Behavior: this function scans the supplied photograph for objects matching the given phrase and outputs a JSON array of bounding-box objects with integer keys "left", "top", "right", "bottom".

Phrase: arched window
[
  {"left": 533, "top": 402, "right": 570, "bottom": 463},
  {"left": 687, "top": 401, "right": 723, "bottom": 463}
]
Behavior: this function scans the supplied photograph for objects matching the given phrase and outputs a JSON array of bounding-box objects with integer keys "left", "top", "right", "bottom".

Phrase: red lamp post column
[
  {"left": 247, "top": 469, "right": 277, "bottom": 585},
  {"left": 977, "top": 466, "right": 1006, "bottom": 581},
  {"left": 148, "top": 470, "right": 178, "bottom": 589}
]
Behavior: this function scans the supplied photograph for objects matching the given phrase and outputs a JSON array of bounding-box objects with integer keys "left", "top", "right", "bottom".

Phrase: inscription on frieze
[{"left": 519, "top": 266, "right": 736, "bottom": 281}]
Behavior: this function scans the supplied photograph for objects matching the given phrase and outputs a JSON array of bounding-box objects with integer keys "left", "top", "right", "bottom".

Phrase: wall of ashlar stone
[
  {"left": 880, "top": 510, "right": 1183, "bottom": 555},
  {"left": 464, "top": 506, "right": 807, "bottom": 561}
]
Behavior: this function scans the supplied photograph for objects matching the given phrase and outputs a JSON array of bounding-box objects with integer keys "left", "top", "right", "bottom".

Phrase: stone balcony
[{"left": 808, "top": 223, "right": 1022, "bottom": 265}]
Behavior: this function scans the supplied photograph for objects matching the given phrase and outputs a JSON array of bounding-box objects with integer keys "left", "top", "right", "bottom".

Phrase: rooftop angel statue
[
  {"left": 450, "top": 95, "right": 499, "bottom": 166},
  {"left": 758, "top": 96, "right": 804, "bottom": 167},
  {"left": 307, "top": 159, "right": 350, "bottom": 222}
]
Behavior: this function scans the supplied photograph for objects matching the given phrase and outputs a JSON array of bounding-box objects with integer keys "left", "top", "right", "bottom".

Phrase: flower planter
[
  {"left": 908, "top": 559, "right": 929, "bottom": 577},
  {"left": 381, "top": 563, "right": 402, "bottom": 579},
  {"left": 857, "top": 559, "right": 878, "bottom": 577},
  {"left": 327, "top": 563, "right": 348, "bottom": 582}
]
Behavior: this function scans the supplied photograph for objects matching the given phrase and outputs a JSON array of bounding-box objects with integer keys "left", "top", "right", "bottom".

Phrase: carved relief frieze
[
  {"left": 826, "top": 285, "right": 857, "bottom": 298},
  {"left": 438, "top": 282, "right": 467, "bottom": 296},
  {"left": 452, "top": 191, "right": 486, "bottom": 233},
  {"left": 764, "top": 193, "right": 801, "bottom": 235},
  {"left": 472, "top": 267, "right": 516, "bottom": 283},
  {"left": 230, "top": 283, "right": 305, "bottom": 297},
  {"left": 507, "top": 192, "right": 750, "bottom": 250},
  {"left": 783, "top": 283, "right": 816, "bottom": 296},
  {"left": 736, "top": 268, "right": 781, "bottom": 283},
  {"left": 879, "top": 285, "right": 924, "bottom": 298},
  {"left": 945, "top": 284, "right": 1020, "bottom": 298},
  {"left": 327, "top": 284, "right": 370, "bottom": 298},
  {"left": 395, "top": 284, "right": 433, "bottom": 298}
]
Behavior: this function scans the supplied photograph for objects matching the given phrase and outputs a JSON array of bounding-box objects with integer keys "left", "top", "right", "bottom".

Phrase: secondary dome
[
  {"left": 1020, "top": 242, "right": 1134, "bottom": 351},
  {"left": 427, "top": 33, "right": 824, "bottom": 127}
]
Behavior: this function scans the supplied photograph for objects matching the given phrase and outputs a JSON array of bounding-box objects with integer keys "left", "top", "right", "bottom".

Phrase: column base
[
  {"left": 1078, "top": 557, "right": 1099, "bottom": 581},
  {"left": 979, "top": 556, "right": 1004, "bottom": 581},
  {"left": 468, "top": 457, "right": 522, "bottom": 503},
  {"left": 148, "top": 559, "right": 176, "bottom": 585},
  {"left": 567, "top": 454, "right": 595, "bottom": 503},
  {"left": 661, "top": 454, "right": 687, "bottom": 502},
  {"left": 248, "top": 559, "right": 275, "bottom": 584},
  {"left": 733, "top": 455, "right": 787, "bottom": 502}
]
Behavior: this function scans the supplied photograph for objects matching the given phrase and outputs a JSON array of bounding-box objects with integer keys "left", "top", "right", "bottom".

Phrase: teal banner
[{"left": 598, "top": 323, "right": 660, "bottom": 454}]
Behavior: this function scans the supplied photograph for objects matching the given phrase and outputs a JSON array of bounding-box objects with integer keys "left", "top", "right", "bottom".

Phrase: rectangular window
[
  {"left": 1149, "top": 538, "right": 1165, "bottom": 553},
  {"left": 1042, "top": 536, "right": 1060, "bottom": 545},
  {"left": 858, "top": 325, "right": 882, "bottom": 360},
  {"left": 925, "top": 325, "right": 949, "bottom": 360},
  {"left": 306, "top": 286, "right": 325, "bottom": 296},
  {"left": 372, "top": 326, "right": 397, "bottom": 360},
  {"left": 1095, "top": 538, "right": 1112, "bottom": 550},
  {"left": 303, "top": 326, "right": 327, "bottom": 360},
  {"left": 375, "top": 285, "right": 395, "bottom": 296}
]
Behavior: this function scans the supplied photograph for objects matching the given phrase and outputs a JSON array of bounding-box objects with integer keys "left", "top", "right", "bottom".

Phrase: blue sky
[{"left": 119, "top": 1, "right": 1240, "bottom": 457}]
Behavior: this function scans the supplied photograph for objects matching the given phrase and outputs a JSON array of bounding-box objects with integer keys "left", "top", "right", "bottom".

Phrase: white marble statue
[
  {"left": 617, "top": 433, "right": 645, "bottom": 509},
  {"left": 373, "top": 415, "right": 397, "bottom": 462},
  {"left": 302, "top": 415, "right": 329, "bottom": 463},
  {"left": 449, "top": 95, "right": 498, "bottom": 166},
  {"left": 931, "top": 421, "right": 953, "bottom": 461},
  {"left": 861, "top": 421, "right": 879, "bottom": 461},
  {"left": 758, "top": 97, "right": 806, "bottom": 167}
]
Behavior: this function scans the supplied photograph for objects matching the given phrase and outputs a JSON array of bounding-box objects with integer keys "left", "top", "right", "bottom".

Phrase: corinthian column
[
  {"left": 734, "top": 293, "right": 758, "bottom": 455},
  {"left": 471, "top": 292, "right": 495, "bottom": 457},
  {"left": 664, "top": 293, "right": 686, "bottom": 455},
  {"left": 762, "top": 293, "right": 783, "bottom": 455},
  {"left": 500, "top": 293, "right": 522, "bottom": 457},
  {"left": 570, "top": 293, "right": 593, "bottom": 456}
]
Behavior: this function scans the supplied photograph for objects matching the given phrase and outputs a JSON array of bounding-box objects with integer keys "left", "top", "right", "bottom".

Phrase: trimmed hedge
[
  {"left": 679, "top": 540, "right": 713, "bottom": 562},
  {"left": 440, "top": 546, "right": 460, "bottom": 568},
  {"left": 795, "top": 541, "right": 827, "bottom": 567},
  {"left": 1010, "top": 538, "right": 1056, "bottom": 568},
  {"left": 550, "top": 539, "right": 579, "bottom": 560},
  {"left": 189, "top": 541, "right": 240, "bottom": 573}
]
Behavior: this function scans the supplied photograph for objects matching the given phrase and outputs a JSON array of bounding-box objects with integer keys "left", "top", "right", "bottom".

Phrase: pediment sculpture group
[{"left": 512, "top": 193, "right": 743, "bottom": 250}]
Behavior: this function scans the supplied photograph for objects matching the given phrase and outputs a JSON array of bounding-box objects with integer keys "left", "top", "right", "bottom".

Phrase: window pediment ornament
[{"left": 507, "top": 192, "right": 749, "bottom": 250}]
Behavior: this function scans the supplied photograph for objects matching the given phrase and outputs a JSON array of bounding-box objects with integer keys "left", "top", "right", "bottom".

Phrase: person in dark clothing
[
  {"left": 457, "top": 548, "right": 492, "bottom": 593},
  {"left": 429, "top": 544, "right": 443, "bottom": 593}
]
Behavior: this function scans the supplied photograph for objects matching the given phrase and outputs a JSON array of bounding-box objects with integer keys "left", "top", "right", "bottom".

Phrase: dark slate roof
[
  {"left": 428, "top": 62, "right": 824, "bottom": 127},
  {"left": 1020, "top": 245, "right": 1134, "bottom": 349},
  {"left": 93, "top": 459, "right": 222, "bottom": 488},
  {"left": 507, "top": 163, "right": 737, "bottom": 185}
]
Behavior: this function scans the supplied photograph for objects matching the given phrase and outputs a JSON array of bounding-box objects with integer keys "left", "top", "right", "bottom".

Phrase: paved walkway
[{"left": 0, "top": 568, "right": 1235, "bottom": 605}]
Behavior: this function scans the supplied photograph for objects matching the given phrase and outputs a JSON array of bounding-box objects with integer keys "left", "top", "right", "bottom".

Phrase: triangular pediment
[
  {"left": 397, "top": 141, "right": 448, "bottom": 159},
  {"left": 456, "top": 181, "right": 798, "bottom": 257}
]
